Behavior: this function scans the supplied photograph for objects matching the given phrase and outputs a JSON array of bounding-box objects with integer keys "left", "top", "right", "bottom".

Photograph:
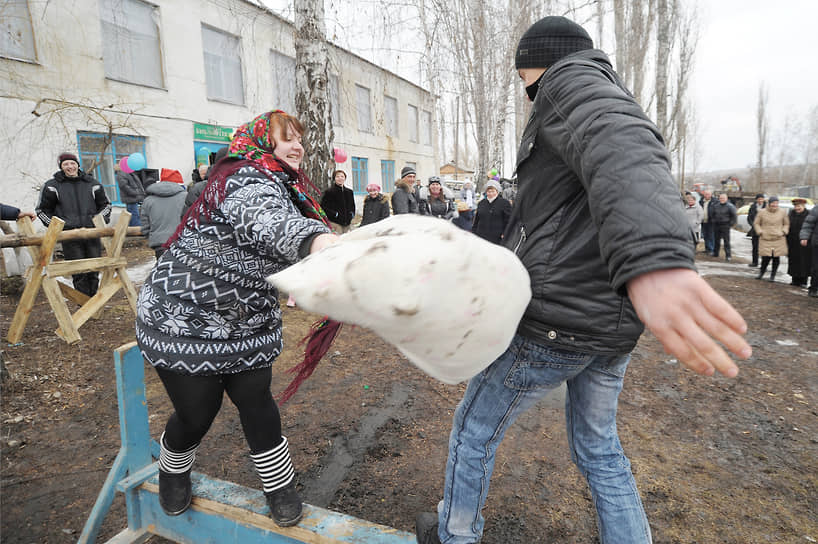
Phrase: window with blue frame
[
  {"left": 381, "top": 160, "right": 395, "bottom": 193},
  {"left": 77, "top": 132, "right": 147, "bottom": 205},
  {"left": 351, "top": 157, "right": 368, "bottom": 193}
]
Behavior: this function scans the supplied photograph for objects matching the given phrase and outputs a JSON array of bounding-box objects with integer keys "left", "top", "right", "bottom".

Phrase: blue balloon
[{"left": 127, "top": 152, "right": 146, "bottom": 171}]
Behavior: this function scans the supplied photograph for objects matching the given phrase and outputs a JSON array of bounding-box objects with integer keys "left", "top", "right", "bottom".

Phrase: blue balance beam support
[{"left": 78, "top": 343, "right": 416, "bottom": 544}]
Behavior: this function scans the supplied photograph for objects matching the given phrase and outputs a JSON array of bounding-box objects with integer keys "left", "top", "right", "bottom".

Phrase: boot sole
[
  {"left": 160, "top": 495, "right": 192, "bottom": 516},
  {"left": 273, "top": 510, "right": 303, "bottom": 527}
]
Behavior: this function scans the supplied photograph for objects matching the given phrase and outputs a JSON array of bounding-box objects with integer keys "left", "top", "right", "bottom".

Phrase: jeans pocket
[{"left": 503, "top": 341, "right": 591, "bottom": 391}]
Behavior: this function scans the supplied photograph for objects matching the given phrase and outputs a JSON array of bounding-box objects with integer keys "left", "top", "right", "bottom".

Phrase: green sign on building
[{"left": 193, "top": 123, "right": 234, "bottom": 142}]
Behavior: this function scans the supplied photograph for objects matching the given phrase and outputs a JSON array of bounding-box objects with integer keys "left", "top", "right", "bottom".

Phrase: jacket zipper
[{"left": 513, "top": 224, "right": 527, "bottom": 254}]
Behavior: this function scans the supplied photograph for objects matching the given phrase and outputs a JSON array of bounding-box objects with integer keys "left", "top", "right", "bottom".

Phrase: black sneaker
[
  {"left": 416, "top": 512, "right": 441, "bottom": 544},
  {"left": 748, "top": 263, "right": 758, "bottom": 267},
  {"left": 808, "top": 291, "right": 817, "bottom": 298},
  {"left": 159, "top": 469, "right": 192, "bottom": 516},
  {"left": 265, "top": 481, "right": 303, "bottom": 527}
]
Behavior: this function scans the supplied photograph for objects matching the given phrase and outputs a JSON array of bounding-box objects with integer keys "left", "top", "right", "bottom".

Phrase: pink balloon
[
  {"left": 333, "top": 147, "right": 347, "bottom": 163},
  {"left": 119, "top": 156, "right": 134, "bottom": 174}
]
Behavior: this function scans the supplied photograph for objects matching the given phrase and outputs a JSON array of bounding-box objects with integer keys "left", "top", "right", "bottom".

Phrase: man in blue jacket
[{"left": 416, "top": 16, "right": 751, "bottom": 544}]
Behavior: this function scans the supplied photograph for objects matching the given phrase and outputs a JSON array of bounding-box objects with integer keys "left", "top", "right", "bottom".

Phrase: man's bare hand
[{"left": 626, "top": 268, "right": 751, "bottom": 378}]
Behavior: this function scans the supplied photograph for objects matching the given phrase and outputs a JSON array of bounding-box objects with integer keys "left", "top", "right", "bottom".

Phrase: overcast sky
[
  {"left": 692, "top": 0, "right": 818, "bottom": 172},
  {"left": 265, "top": 0, "right": 818, "bottom": 174}
]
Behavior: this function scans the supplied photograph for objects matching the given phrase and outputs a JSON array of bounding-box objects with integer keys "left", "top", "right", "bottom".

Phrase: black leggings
[{"left": 156, "top": 366, "right": 282, "bottom": 454}]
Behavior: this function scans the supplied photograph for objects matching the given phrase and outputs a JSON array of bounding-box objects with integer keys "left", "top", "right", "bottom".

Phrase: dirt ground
[{"left": 1, "top": 241, "right": 816, "bottom": 543}]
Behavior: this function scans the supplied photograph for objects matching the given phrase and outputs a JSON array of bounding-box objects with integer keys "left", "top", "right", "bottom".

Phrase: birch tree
[
  {"left": 294, "top": 0, "right": 334, "bottom": 194},
  {"left": 756, "top": 82, "right": 769, "bottom": 190}
]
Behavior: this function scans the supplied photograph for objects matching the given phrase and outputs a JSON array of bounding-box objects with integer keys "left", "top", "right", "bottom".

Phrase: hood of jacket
[{"left": 147, "top": 181, "right": 187, "bottom": 197}]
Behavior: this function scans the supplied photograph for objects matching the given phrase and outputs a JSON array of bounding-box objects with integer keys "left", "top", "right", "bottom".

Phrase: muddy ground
[{"left": 1, "top": 241, "right": 816, "bottom": 543}]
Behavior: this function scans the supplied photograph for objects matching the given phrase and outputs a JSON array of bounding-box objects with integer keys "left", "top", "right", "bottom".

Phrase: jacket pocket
[
  {"left": 503, "top": 340, "right": 590, "bottom": 391},
  {"left": 515, "top": 134, "right": 537, "bottom": 172}
]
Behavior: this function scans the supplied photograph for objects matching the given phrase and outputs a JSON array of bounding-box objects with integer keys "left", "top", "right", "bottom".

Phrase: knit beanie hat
[
  {"left": 485, "top": 180, "right": 502, "bottom": 193},
  {"left": 401, "top": 165, "right": 416, "bottom": 178},
  {"left": 58, "top": 152, "right": 79, "bottom": 166},
  {"left": 768, "top": 196, "right": 779, "bottom": 203},
  {"left": 366, "top": 183, "right": 381, "bottom": 192},
  {"left": 160, "top": 168, "right": 184, "bottom": 183},
  {"left": 515, "top": 16, "right": 594, "bottom": 69}
]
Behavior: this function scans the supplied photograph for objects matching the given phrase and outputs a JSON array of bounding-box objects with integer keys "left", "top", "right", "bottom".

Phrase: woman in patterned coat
[{"left": 135, "top": 111, "right": 337, "bottom": 525}]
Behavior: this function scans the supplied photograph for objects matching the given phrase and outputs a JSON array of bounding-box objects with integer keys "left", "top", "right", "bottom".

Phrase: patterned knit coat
[{"left": 135, "top": 165, "right": 330, "bottom": 375}]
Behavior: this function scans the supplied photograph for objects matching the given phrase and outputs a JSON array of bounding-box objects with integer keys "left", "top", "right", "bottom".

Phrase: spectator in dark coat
[
  {"left": 141, "top": 169, "right": 188, "bottom": 259},
  {"left": 710, "top": 193, "right": 737, "bottom": 261},
  {"left": 1, "top": 203, "right": 35, "bottom": 221},
  {"left": 472, "top": 180, "right": 511, "bottom": 244},
  {"left": 320, "top": 170, "right": 356, "bottom": 233},
  {"left": 799, "top": 204, "right": 818, "bottom": 297},
  {"left": 360, "top": 183, "right": 390, "bottom": 226},
  {"left": 36, "top": 152, "right": 111, "bottom": 297},
  {"left": 116, "top": 169, "right": 147, "bottom": 227},
  {"left": 746, "top": 193, "right": 766, "bottom": 267},
  {"left": 786, "top": 198, "right": 811, "bottom": 287},
  {"left": 392, "top": 166, "right": 419, "bottom": 214}
]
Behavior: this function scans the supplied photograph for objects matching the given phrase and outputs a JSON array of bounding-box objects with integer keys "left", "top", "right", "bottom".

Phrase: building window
[
  {"left": 421, "top": 110, "right": 432, "bottom": 146},
  {"left": 99, "top": 0, "right": 164, "bottom": 88},
  {"left": 0, "top": 0, "right": 36, "bottom": 62},
  {"left": 329, "top": 74, "right": 342, "bottom": 126},
  {"left": 77, "top": 132, "right": 147, "bottom": 205},
  {"left": 351, "top": 157, "right": 369, "bottom": 193},
  {"left": 384, "top": 95, "right": 398, "bottom": 138},
  {"left": 270, "top": 50, "right": 295, "bottom": 113},
  {"left": 408, "top": 104, "right": 418, "bottom": 143},
  {"left": 201, "top": 24, "right": 244, "bottom": 104},
  {"left": 356, "top": 84, "right": 372, "bottom": 133},
  {"left": 381, "top": 160, "right": 395, "bottom": 193}
]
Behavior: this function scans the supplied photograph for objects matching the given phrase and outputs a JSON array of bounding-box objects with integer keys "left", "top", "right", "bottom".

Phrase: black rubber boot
[
  {"left": 265, "top": 481, "right": 303, "bottom": 527},
  {"left": 159, "top": 469, "right": 192, "bottom": 516},
  {"left": 416, "top": 512, "right": 442, "bottom": 544}
]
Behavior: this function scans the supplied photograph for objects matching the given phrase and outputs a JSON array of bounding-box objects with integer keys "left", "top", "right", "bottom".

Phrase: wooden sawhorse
[
  {"left": 78, "top": 343, "right": 415, "bottom": 544},
  {"left": 5, "top": 212, "right": 138, "bottom": 344}
]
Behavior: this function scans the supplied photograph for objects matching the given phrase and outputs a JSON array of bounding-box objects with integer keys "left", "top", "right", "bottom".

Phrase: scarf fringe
[{"left": 277, "top": 317, "right": 342, "bottom": 403}]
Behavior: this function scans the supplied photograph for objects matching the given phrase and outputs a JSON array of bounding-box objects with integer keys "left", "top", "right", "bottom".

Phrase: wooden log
[
  {"left": 0, "top": 226, "right": 144, "bottom": 248},
  {"left": 45, "top": 256, "right": 128, "bottom": 277}
]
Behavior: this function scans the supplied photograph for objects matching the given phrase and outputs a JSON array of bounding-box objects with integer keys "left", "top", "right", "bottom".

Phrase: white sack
[{"left": 267, "top": 215, "right": 531, "bottom": 383}]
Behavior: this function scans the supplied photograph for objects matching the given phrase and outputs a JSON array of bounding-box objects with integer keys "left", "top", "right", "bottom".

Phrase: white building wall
[{"left": 0, "top": 0, "right": 437, "bottom": 214}]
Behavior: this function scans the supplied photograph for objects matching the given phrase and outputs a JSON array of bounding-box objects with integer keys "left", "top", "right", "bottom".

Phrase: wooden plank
[
  {"left": 57, "top": 281, "right": 90, "bottom": 306},
  {"left": 42, "top": 277, "right": 81, "bottom": 344},
  {"left": 141, "top": 476, "right": 414, "bottom": 544},
  {"left": 67, "top": 280, "right": 122, "bottom": 331},
  {"left": 0, "top": 226, "right": 143, "bottom": 248},
  {"left": 45, "top": 256, "right": 127, "bottom": 277},
  {"left": 6, "top": 218, "right": 64, "bottom": 343}
]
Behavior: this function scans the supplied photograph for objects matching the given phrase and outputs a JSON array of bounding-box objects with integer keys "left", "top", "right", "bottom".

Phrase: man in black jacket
[
  {"left": 320, "top": 169, "right": 356, "bottom": 233},
  {"left": 416, "top": 16, "right": 751, "bottom": 544},
  {"left": 36, "top": 152, "right": 111, "bottom": 297},
  {"left": 711, "top": 193, "right": 738, "bottom": 262},
  {"left": 746, "top": 193, "right": 766, "bottom": 267}
]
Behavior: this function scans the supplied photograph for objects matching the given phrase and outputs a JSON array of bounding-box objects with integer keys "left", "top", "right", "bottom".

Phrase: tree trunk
[
  {"left": 294, "top": 0, "right": 334, "bottom": 197},
  {"left": 655, "top": 0, "right": 670, "bottom": 137}
]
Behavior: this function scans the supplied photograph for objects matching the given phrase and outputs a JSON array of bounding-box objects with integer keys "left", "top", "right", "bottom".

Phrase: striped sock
[
  {"left": 250, "top": 437, "right": 295, "bottom": 494},
  {"left": 159, "top": 432, "right": 199, "bottom": 474}
]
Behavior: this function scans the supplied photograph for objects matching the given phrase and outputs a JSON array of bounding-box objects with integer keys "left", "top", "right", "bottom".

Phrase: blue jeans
[
  {"left": 126, "top": 202, "right": 142, "bottom": 227},
  {"left": 437, "top": 335, "right": 651, "bottom": 544}
]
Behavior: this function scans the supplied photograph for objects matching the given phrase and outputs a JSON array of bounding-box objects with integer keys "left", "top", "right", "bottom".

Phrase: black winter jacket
[
  {"left": 1, "top": 203, "right": 21, "bottom": 220},
  {"left": 504, "top": 49, "right": 695, "bottom": 355},
  {"left": 391, "top": 181, "right": 418, "bottom": 214},
  {"left": 473, "top": 196, "right": 512, "bottom": 244},
  {"left": 320, "top": 184, "right": 356, "bottom": 226},
  {"left": 36, "top": 171, "right": 111, "bottom": 229},
  {"left": 360, "top": 194, "right": 391, "bottom": 226},
  {"left": 710, "top": 201, "right": 737, "bottom": 226}
]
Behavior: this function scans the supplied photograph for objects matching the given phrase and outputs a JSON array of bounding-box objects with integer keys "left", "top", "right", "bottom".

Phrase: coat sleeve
[
  {"left": 220, "top": 171, "right": 329, "bottom": 264},
  {"left": 140, "top": 198, "right": 152, "bottom": 238},
  {"left": 93, "top": 183, "right": 112, "bottom": 223},
  {"left": 540, "top": 61, "right": 694, "bottom": 290},
  {"left": 1, "top": 203, "right": 20, "bottom": 221},
  {"left": 36, "top": 182, "right": 57, "bottom": 226},
  {"left": 800, "top": 207, "right": 818, "bottom": 241},
  {"left": 346, "top": 189, "right": 356, "bottom": 221},
  {"left": 392, "top": 191, "right": 408, "bottom": 214},
  {"left": 380, "top": 198, "right": 391, "bottom": 220}
]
